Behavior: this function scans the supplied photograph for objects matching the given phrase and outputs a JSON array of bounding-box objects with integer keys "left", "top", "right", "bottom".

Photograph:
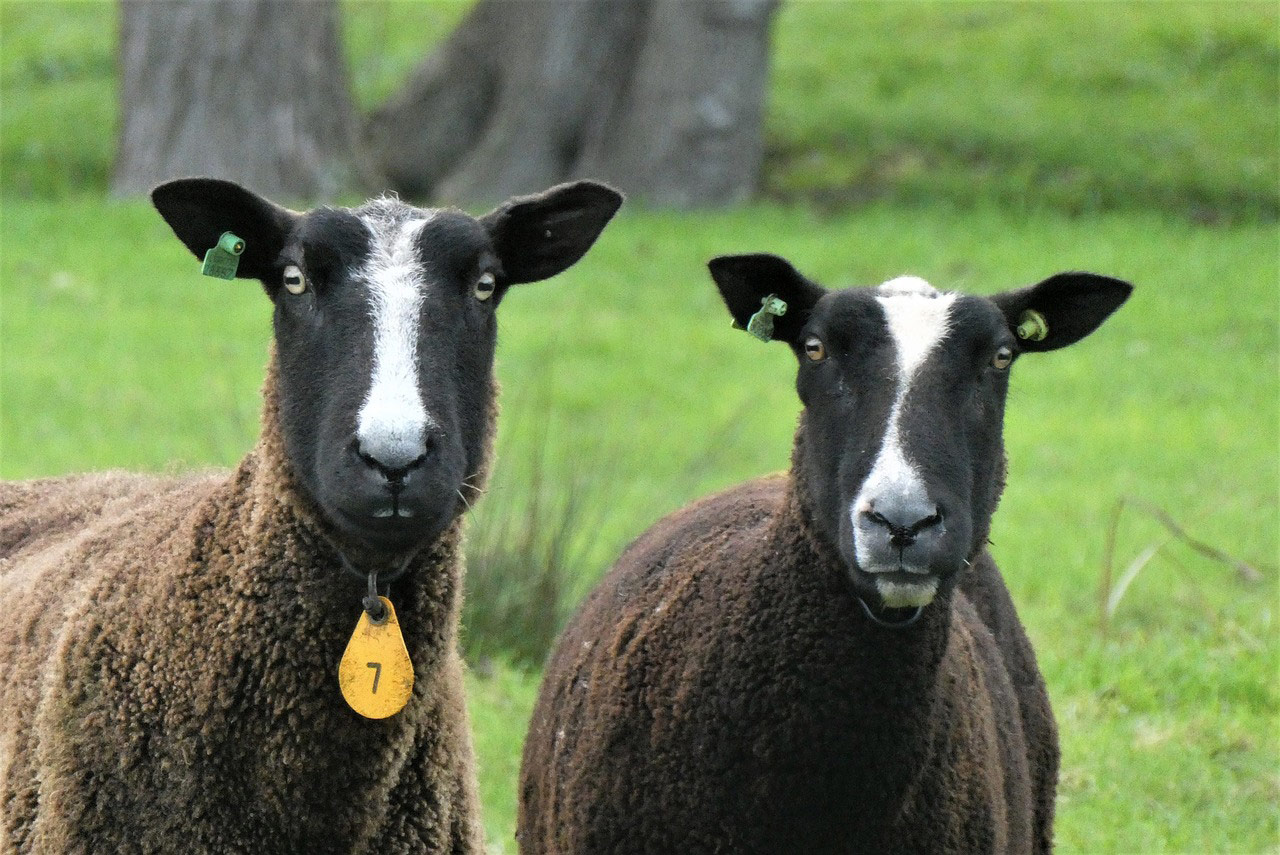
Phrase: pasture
[{"left": 2, "top": 2, "right": 1276, "bottom": 852}]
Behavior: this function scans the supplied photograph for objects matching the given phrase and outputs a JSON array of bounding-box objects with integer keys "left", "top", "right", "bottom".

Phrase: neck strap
[{"left": 857, "top": 598, "right": 925, "bottom": 628}]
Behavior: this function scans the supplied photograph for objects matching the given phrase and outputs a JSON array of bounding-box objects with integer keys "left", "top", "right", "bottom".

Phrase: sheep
[
  {"left": 518, "top": 254, "right": 1132, "bottom": 854},
  {"left": 0, "top": 176, "right": 622, "bottom": 854}
]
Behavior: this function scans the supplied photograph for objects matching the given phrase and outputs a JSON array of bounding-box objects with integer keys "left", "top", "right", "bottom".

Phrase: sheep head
[
  {"left": 153, "top": 178, "right": 622, "bottom": 556},
  {"left": 709, "top": 254, "right": 1131, "bottom": 613}
]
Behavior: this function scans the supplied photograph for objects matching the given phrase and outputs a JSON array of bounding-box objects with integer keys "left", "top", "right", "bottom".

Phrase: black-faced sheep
[
  {"left": 0, "top": 177, "right": 621, "bottom": 853},
  {"left": 518, "top": 254, "right": 1131, "bottom": 854}
]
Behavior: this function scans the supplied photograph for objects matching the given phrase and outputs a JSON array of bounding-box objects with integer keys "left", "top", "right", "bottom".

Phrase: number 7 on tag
[{"left": 339, "top": 597, "right": 414, "bottom": 718}]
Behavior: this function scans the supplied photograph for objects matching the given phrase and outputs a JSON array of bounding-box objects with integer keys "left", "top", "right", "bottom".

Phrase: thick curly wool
[
  {"left": 0, "top": 357, "right": 492, "bottom": 854},
  {"left": 518, "top": 426, "right": 1057, "bottom": 854}
]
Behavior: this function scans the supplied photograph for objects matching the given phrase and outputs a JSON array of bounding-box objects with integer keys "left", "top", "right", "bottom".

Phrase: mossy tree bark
[
  {"left": 112, "top": 0, "right": 375, "bottom": 202},
  {"left": 365, "top": 0, "right": 779, "bottom": 207}
]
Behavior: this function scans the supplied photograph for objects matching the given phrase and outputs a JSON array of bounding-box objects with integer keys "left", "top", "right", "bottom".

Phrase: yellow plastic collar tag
[{"left": 338, "top": 597, "right": 414, "bottom": 719}]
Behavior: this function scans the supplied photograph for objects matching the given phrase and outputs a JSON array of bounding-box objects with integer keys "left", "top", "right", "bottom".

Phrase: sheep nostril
[
  {"left": 863, "top": 510, "right": 891, "bottom": 530},
  {"left": 862, "top": 505, "right": 943, "bottom": 548},
  {"left": 909, "top": 509, "right": 944, "bottom": 536},
  {"left": 354, "top": 441, "right": 427, "bottom": 483}
]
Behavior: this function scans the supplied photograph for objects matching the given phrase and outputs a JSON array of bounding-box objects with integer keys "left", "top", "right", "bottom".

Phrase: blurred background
[{"left": 1, "top": 2, "right": 1276, "bottom": 851}]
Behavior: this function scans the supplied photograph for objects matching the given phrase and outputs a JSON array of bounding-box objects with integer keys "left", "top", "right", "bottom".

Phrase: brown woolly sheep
[
  {"left": 518, "top": 255, "right": 1131, "bottom": 854},
  {"left": 0, "top": 177, "right": 621, "bottom": 853}
]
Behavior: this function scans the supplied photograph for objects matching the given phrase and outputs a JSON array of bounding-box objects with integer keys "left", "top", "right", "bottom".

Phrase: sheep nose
[
  {"left": 860, "top": 497, "right": 943, "bottom": 548},
  {"left": 354, "top": 433, "right": 433, "bottom": 483}
]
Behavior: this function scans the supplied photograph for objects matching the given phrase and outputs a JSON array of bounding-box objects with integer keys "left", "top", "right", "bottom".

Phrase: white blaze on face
[
  {"left": 356, "top": 213, "right": 434, "bottom": 467},
  {"left": 852, "top": 276, "right": 957, "bottom": 571}
]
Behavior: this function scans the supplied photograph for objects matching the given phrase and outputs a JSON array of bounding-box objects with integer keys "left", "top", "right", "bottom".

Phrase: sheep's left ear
[
  {"left": 481, "top": 180, "right": 623, "bottom": 285},
  {"left": 151, "top": 178, "right": 298, "bottom": 283},
  {"left": 992, "top": 272, "right": 1133, "bottom": 353}
]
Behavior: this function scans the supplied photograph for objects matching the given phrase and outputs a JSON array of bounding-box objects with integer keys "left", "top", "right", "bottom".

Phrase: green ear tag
[
  {"left": 201, "top": 231, "right": 245, "bottom": 280},
  {"left": 739, "top": 294, "right": 788, "bottom": 342},
  {"left": 1016, "top": 309, "right": 1049, "bottom": 342}
]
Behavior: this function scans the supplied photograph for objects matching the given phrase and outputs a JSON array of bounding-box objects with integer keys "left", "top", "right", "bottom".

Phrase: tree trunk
[
  {"left": 365, "top": 0, "right": 778, "bottom": 208},
  {"left": 113, "top": 0, "right": 375, "bottom": 201}
]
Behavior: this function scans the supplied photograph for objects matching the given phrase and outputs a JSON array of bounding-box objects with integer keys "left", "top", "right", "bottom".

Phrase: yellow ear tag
[{"left": 338, "top": 597, "right": 414, "bottom": 719}]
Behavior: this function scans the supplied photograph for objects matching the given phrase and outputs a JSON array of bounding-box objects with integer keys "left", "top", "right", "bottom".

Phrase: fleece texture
[
  {"left": 0, "top": 359, "right": 488, "bottom": 854},
  {"left": 519, "top": 433, "right": 1058, "bottom": 854}
]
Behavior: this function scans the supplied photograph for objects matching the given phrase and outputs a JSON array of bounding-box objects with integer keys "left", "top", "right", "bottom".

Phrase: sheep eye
[
  {"left": 992, "top": 345, "right": 1014, "bottom": 370},
  {"left": 282, "top": 265, "right": 306, "bottom": 295},
  {"left": 803, "top": 336, "right": 827, "bottom": 362},
  {"left": 475, "top": 271, "right": 496, "bottom": 301}
]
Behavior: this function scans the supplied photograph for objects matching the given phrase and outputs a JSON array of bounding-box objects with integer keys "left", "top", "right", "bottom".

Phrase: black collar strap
[
  {"left": 857, "top": 598, "right": 925, "bottom": 628},
  {"left": 338, "top": 547, "right": 420, "bottom": 586},
  {"left": 339, "top": 547, "right": 422, "bottom": 622}
]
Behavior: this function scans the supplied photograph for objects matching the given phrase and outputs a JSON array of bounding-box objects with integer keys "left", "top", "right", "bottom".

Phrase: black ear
[
  {"left": 151, "top": 178, "right": 298, "bottom": 282},
  {"left": 480, "top": 180, "right": 623, "bottom": 285},
  {"left": 991, "top": 272, "right": 1133, "bottom": 353},
  {"left": 707, "top": 253, "right": 827, "bottom": 346}
]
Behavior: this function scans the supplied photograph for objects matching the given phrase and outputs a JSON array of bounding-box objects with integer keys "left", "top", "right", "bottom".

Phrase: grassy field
[{"left": 2, "top": 2, "right": 1278, "bottom": 853}]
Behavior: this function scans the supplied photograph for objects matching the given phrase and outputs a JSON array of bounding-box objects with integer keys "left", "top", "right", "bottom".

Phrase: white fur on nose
[
  {"left": 852, "top": 277, "right": 957, "bottom": 569},
  {"left": 356, "top": 214, "right": 433, "bottom": 466}
]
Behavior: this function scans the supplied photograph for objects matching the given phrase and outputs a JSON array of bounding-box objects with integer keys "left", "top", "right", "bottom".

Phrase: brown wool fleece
[
  {"left": 0, "top": 358, "right": 491, "bottom": 854},
  {"left": 519, "top": 433, "right": 1058, "bottom": 854}
]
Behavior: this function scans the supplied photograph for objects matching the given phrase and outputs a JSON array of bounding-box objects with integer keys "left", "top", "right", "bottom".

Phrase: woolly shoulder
[{"left": 0, "top": 471, "right": 214, "bottom": 562}]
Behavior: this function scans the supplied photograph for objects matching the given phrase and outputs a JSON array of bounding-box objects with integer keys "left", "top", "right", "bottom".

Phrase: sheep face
[
  {"left": 709, "top": 255, "right": 1131, "bottom": 612},
  {"left": 153, "top": 179, "right": 621, "bottom": 554}
]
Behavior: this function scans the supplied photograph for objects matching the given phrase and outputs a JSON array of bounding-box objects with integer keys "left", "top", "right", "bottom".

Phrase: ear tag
[
  {"left": 338, "top": 596, "right": 414, "bottom": 719},
  {"left": 201, "top": 231, "right": 245, "bottom": 280},
  {"left": 739, "top": 294, "right": 787, "bottom": 342},
  {"left": 1016, "top": 309, "right": 1049, "bottom": 342}
]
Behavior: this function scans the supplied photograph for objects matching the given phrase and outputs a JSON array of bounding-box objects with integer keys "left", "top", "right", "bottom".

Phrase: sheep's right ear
[
  {"left": 481, "top": 180, "right": 623, "bottom": 286},
  {"left": 708, "top": 253, "right": 826, "bottom": 346},
  {"left": 151, "top": 178, "right": 298, "bottom": 283}
]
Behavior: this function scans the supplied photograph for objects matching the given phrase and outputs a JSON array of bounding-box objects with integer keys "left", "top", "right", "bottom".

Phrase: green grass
[
  {"left": 2, "top": 2, "right": 1278, "bottom": 852},
  {"left": 466, "top": 662, "right": 540, "bottom": 852},
  {"left": 766, "top": 2, "right": 1280, "bottom": 221}
]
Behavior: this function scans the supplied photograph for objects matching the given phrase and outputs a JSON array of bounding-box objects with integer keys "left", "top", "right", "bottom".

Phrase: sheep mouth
[
  {"left": 327, "top": 494, "right": 457, "bottom": 552},
  {"left": 861, "top": 563, "right": 934, "bottom": 576},
  {"left": 848, "top": 566, "right": 942, "bottom": 609},
  {"left": 371, "top": 492, "right": 418, "bottom": 519}
]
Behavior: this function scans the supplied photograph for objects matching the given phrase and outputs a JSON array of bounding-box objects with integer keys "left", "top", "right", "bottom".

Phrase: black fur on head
[
  {"left": 710, "top": 253, "right": 1131, "bottom": 611},
  {"left": 153, "top": 178, "right": 622, "bottom": 556}
]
